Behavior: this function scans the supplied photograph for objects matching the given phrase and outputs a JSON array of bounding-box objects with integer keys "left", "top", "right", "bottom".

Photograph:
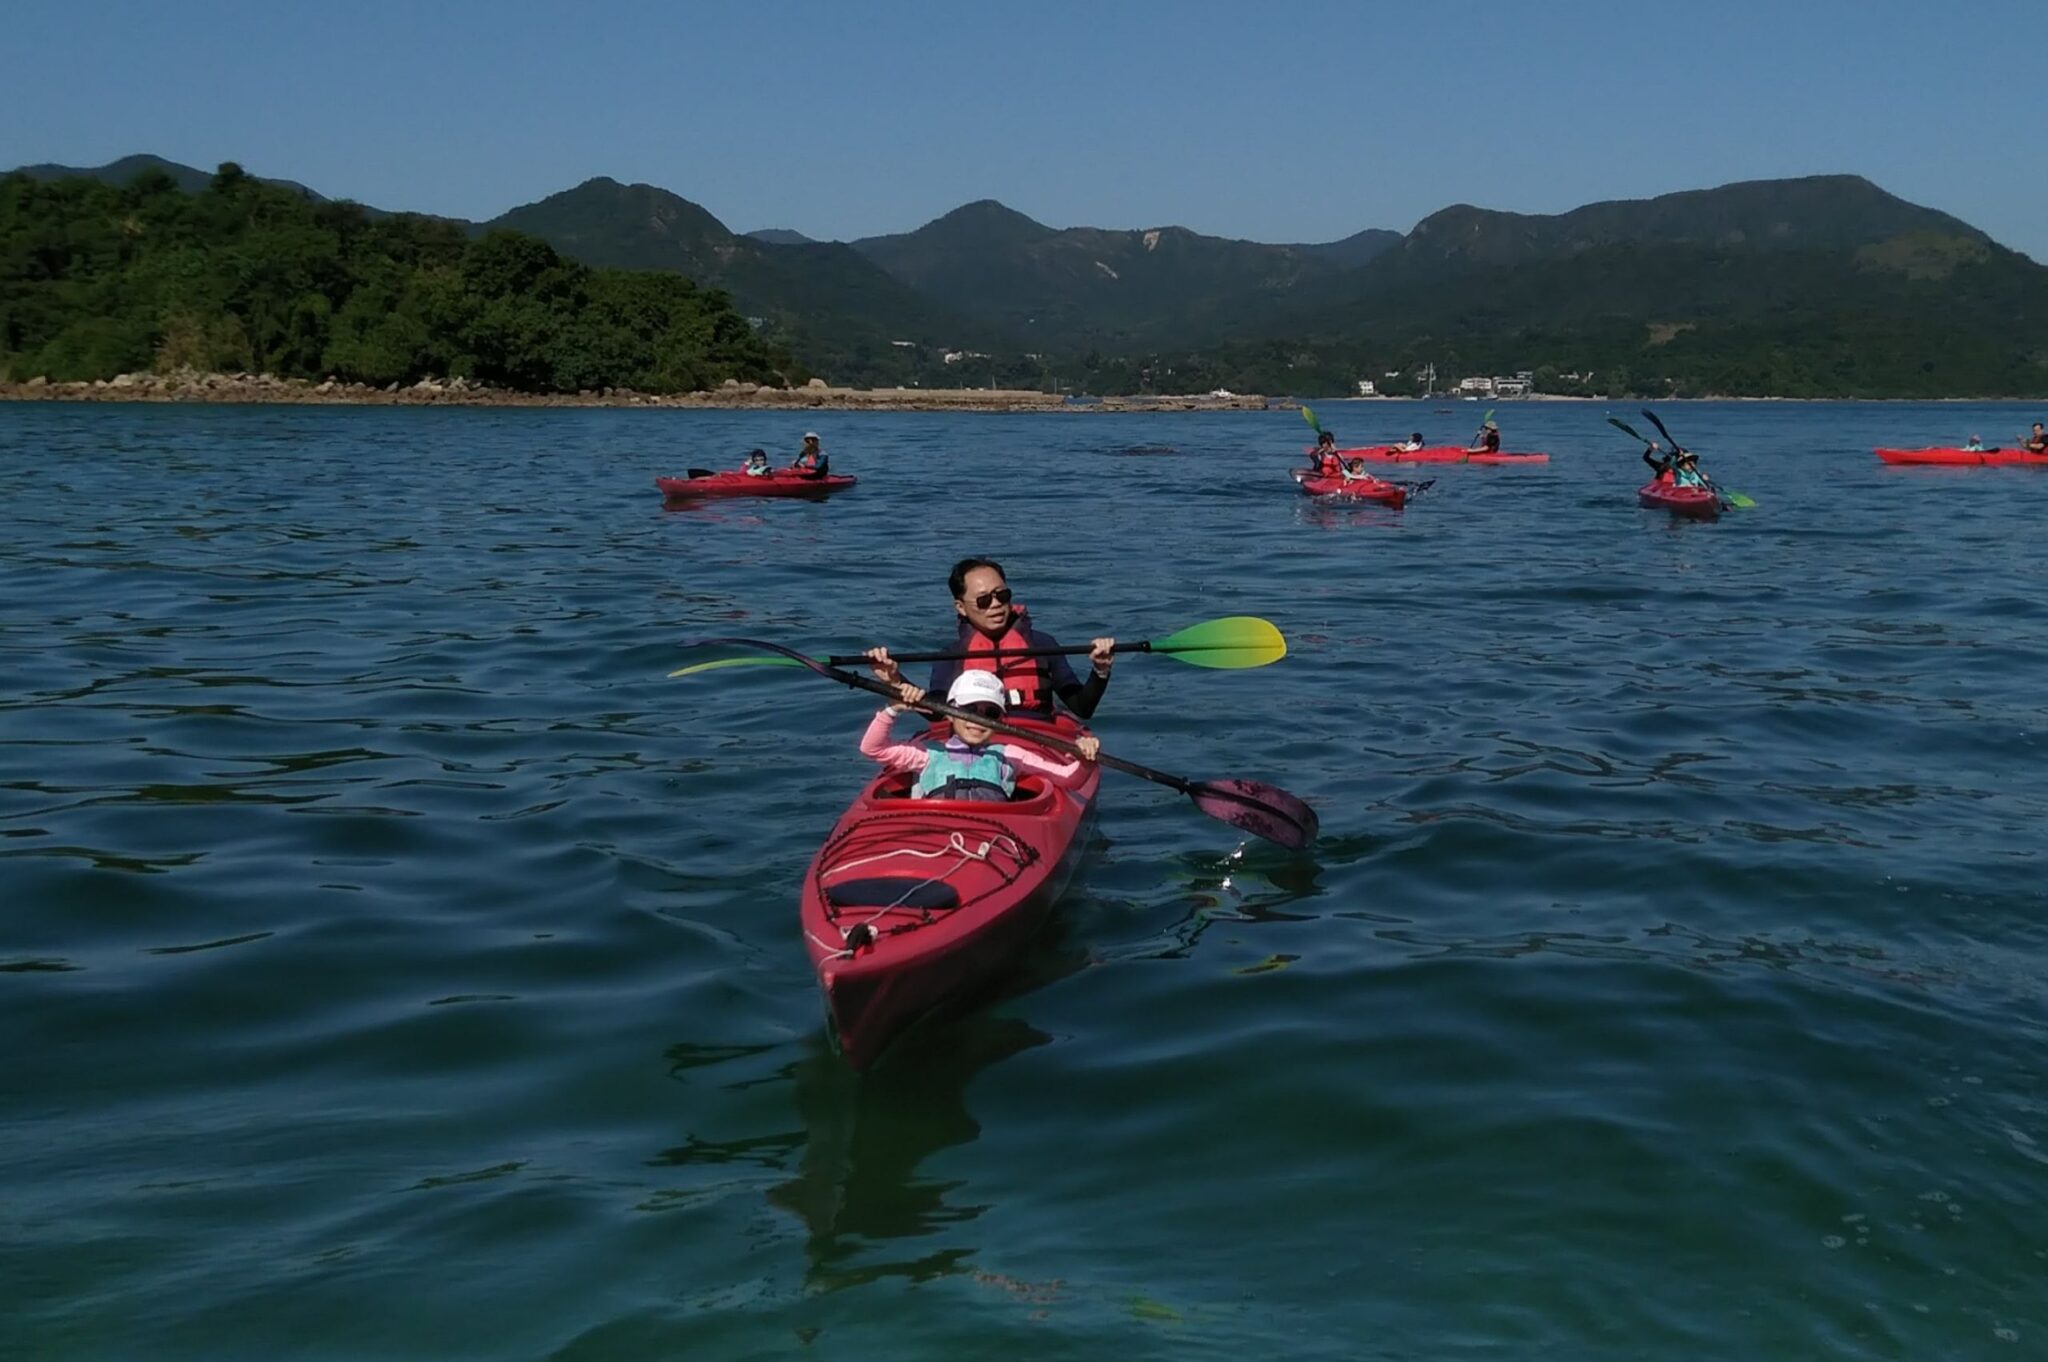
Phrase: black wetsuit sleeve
[
  {"left": 1031, "top": 626, "right": 1107, "bottom": 719},
  {"left": 1642, "top": 448, "right": 1665, "bottom": 473},
  {"left": 1056, "top": 670, "right": 1108, "bottom": 720}
]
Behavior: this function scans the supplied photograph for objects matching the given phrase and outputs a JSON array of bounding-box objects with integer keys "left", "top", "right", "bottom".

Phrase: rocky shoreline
[{"left": 0, "top": 371, "right": 1276, "bottom": 413}]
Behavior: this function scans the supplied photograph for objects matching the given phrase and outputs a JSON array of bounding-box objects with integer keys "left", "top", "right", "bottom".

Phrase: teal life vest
[
  {"left": 1673, "top": 467, "right": 1706, "bottom": 487},
  {"left": 915, "top": 742, "right": 1016, "bottom": 800}
]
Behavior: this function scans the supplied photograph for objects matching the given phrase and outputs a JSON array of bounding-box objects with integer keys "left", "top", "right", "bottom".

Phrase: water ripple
[{"left": 2, "top": 401, "right": 2045, "bottom": 1359}]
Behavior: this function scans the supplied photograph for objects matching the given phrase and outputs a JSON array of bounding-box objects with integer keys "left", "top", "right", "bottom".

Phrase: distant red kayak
[
  {"left": 800, "top": 714, "right": 1099, "bottom": 1069},
  {"left": 1637, "top": 480, "right": 1720, "bottom": 519},
  {"left": 1874, "top": 447, "right": 2048, "bottom": 467},
  {"left": 1297, "top": 471, "right": 1408, "bottom": 508},
  {"left": 1335, "top": 445, "right": 1549, "bottom": 465},
  {"left": 656, "top": 470, "right": 857, "bottom": 500}
]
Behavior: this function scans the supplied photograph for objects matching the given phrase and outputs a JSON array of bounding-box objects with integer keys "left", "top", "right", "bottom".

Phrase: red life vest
[
  {"left": 959, "top": 612, "right": 1048, "bottom": 712},
  {"left": 1318, "top": 452, "right": 1342, "bottom": 477}
]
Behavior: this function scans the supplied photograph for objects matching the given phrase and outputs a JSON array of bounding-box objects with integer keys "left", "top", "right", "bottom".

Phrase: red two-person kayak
[
  {"left": 1297, "top": 472, "right": 1408, "bottom": 508},
  {"left": 656, "top": 470, "right": 858, "bottom": 500},
  {"left": 1874, "top": 448, "right": 2048, "bottom": 467},
  {"left": 799, "top": 714, "right": 1100, "bottom": 1069},
  {"left": 1336, "top": 445, "right": 1550, "bottom": 465},
  {"left": 1637, "top": 480, "right": 1721, "bottom": 519}
]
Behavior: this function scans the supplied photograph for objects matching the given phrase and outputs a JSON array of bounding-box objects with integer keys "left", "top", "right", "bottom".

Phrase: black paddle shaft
[
  {"left": 827, "top": 641, "right": 1143, "bottom": 667},
  {"left": 675, "top": 636, "right": 1315, "bottom": 846},
  {"left": 803, "top": 654, "right": 1187, "bottom": 789}
]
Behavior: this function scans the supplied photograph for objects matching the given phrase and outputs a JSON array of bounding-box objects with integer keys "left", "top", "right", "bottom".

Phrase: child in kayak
[
  {"left": 1963, "top": 435, "right": 1986, "bottom": 452},
  {"left": 862, "top": 670, "right": 1100, "bottom": 802},
  {"left": 742, "top": 449, "right": 772, "bottom": 477},
  {"left": 1396, "top": 432, "right": 1425, "bottom": 452}
]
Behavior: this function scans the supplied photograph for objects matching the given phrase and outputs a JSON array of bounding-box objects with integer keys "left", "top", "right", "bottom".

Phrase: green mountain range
[
  {"left": 9, "top": 155, "right": 2045, "bottom": 396},
  {"left": 844, "top": 199, "right": 1401, "bottom": 348},
  {"left": 13, "top": 153, "right": 329, "bottom": 204}
]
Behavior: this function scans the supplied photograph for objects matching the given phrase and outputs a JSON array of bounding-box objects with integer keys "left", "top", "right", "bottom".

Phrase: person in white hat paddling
[
  {"left": 791, "top": 432, "right": 830, "bottom": 478},
  {"left": 860, "top": 669, "right": 1100, "bottom": 801}
]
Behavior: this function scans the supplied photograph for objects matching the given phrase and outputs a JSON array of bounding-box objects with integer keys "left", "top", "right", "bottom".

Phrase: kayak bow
[
  {"left": 799, "top": 713, "right": 1100, "bottom": 1068},
  {"left": 1637, "top": 480, "right": 1721, "bottom": 519}
]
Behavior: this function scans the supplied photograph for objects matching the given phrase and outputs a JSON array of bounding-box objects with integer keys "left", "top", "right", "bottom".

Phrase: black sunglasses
[
  {"left": 958, "top": 702, "right": 1004, "bottom": 720},
  {"left": 970, "top": 586, "right": 1014, "bottom": 610}
]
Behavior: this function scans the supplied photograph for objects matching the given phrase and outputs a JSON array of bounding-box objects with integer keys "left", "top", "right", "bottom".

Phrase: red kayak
[
  {"left": 1297, "top": 471, "right": 1408, "bottom": 508},
  {"left": 656, "top": 470, "right": 857, "bottom": 500},
  {"left": 1335, "top": 445, "right": 1550, "bottom": 465},
  {"left": 799, "top": 714, "right": 1100, "bottom": 1069},
  {"left": 1637, "top": 480, "right": 1720, "bottom": 519},
  {"left": 1874, "top": 447, "right": 2048, "bottom": 467}
]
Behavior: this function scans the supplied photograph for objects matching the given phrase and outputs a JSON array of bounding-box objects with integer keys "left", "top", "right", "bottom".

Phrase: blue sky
[{"left": 7, "top": 0, "right": 2043, "bottom": 260}]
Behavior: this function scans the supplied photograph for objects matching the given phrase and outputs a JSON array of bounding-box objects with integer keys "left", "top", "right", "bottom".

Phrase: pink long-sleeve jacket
[{"left": 859, "top": 707, "right": 1084, "bottom": 790}]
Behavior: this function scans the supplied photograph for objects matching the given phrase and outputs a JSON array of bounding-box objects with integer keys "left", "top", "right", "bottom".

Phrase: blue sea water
[{"left": 2, "top": 399, "right": 2045, "bottom": 1359}]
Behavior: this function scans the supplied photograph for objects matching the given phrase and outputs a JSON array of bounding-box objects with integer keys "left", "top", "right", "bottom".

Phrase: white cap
[
  {"left": 803, "top": 431, "right": 820, "bottom": 440},
  {"left": 945, "top": 670, "right": 1008, "bottom": 711}
]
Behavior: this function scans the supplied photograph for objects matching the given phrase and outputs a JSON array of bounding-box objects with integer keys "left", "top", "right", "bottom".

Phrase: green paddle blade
[
  {"left": 1299, "top": 405, "right": 1321, "bottom": 433},
  {"left": 667, "top": 654, "right": 809, "bottom": 678},
  {"left": 1726, "top": 491, "right": 1757, "bottom": 508},
  {"left": 1150, "top": 616, "right": 1287, "bottom": 668}
]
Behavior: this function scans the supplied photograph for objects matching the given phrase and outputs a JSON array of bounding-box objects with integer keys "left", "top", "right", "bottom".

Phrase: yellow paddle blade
[
  {"left": 666, "top": 655, "right": 807, "bottom": 678},
  {"left": 1150, "top": 616, "right": 1287, "bottom": 669}
]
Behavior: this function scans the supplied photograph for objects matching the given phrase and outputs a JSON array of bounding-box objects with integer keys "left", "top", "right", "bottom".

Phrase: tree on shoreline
[{"left": 0, "top": 164, "right": 799, "bottom": 392}]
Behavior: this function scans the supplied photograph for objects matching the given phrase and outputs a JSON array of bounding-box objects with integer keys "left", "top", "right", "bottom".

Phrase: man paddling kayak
[
  {"left": 1468, "top": 419, "right": 1501, "bottom": 454},
  {"left": 866, "top": 558, "right": 1116, "bottom": 719},
  {"left": 1306, "top": 429, "right": 1342, "bottom": 478},
  {"left": 2024, "top": 423, "right": 2048, "bottom": 454}
]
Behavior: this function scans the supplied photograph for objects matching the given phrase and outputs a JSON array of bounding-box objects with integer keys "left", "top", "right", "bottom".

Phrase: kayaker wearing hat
[
  {"left": 791, "top": 432, "right": 830, "bottom": 478},
  {"left": 1467, "top": 419, "right": 1501, "bottom": 454},
  {"left": 860, "top": 669, "right": 1100, "bottom": 802},
  {"left": 1644, "top": 441, "right": 1709, "bottom": 488},
  {"left": 864, "top": 557, "right": 1117, "bottom": 720}
]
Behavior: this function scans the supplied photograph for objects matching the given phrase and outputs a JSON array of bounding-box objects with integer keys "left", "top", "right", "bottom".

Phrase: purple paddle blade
[{"left": 1186, "top": 778, "right": 1319, "bottom": 851}]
